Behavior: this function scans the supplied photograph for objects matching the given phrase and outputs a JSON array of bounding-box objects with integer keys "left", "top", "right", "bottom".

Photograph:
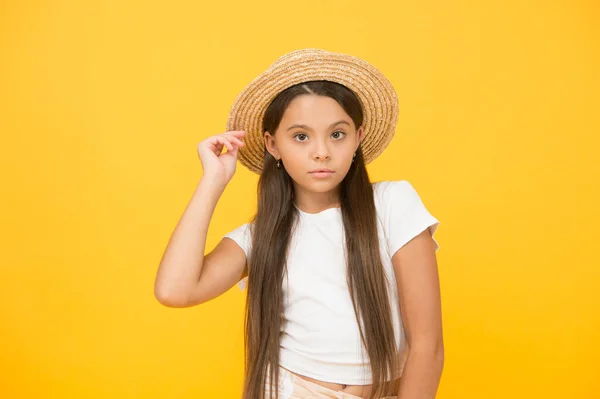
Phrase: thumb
[{"left": 223, "top": 146, "right": 239, "bottom": 160}]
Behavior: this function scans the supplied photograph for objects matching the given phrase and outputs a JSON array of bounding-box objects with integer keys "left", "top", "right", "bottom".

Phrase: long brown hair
[{"left": 242, "top": 81, "right": 400, "bottom": 399}]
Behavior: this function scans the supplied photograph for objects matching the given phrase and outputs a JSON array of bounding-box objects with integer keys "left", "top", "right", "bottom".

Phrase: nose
[{"left": 312, "top": 139, "right": 331, "bottom": 161}]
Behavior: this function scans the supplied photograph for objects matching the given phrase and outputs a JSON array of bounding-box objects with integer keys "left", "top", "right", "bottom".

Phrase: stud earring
[
  {"left": 352, "top": 152, "right": 356, "bottom": 163},
  {"left": 276, "top": 159, "right": 281, "bottom": 168}
]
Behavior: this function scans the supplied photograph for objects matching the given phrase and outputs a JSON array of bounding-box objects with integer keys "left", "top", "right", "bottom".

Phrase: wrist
[{"left": 198, "top": 174, "right": 227, "bottom": 195}]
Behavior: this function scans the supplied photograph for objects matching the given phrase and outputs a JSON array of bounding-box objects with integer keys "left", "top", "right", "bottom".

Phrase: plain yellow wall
[{"left": 1, "top": 0, "right": 598, "bottom": 398}]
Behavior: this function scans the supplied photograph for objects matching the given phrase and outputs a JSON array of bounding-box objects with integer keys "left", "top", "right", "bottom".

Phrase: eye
[
  {"left": 293, "top": 133, "right": 308, "bottom": 142},
  {"left": 331, "top": 131, "right": 346, "bottom": 140}
]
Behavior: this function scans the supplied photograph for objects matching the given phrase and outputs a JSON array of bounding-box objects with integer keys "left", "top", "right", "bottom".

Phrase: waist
[
  {"left": 280, "top": 344, "right": 379, "bottom": 385},
  {"left": 279, "top": 365, "right": 401, "bottom": 398}
]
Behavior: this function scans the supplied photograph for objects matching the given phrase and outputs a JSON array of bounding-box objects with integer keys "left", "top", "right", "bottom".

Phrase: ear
[
  {"left": 264, "top": 131, "right": 280, "bottom": 159},
  {"left": 355, "top": 126, "right": 364, "bottom": 151}
]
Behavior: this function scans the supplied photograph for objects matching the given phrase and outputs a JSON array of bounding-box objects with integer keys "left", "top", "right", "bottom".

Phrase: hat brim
[{"left": 226, "top": 48, "right": 399, "bottom": 174}]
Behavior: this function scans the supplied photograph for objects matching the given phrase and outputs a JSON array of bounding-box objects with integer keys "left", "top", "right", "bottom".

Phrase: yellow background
[{"left": 1, "top": 0, "right": 598, "bottom": 397}]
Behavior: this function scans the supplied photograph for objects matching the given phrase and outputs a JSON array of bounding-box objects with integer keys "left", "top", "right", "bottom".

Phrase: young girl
[{"left": 155, "top": 49, "right": 443, "bottom": 399}]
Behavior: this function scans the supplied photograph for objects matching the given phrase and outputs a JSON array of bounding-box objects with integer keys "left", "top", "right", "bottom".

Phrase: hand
[{"left": 197, "top": 130, "right": 246, "bottom": 187}]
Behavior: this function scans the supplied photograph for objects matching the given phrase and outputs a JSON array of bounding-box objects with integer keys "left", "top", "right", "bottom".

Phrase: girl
[{"left": 155, "top": 49, "right": 444, "bottom": 399}]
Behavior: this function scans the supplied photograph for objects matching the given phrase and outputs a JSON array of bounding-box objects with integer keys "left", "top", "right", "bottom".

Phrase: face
[{"left": 264, "top": 94, "right": 364, "bottom": 195}]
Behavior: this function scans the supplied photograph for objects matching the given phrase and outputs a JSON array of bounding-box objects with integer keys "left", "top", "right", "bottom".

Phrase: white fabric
[{"left": 223, "top": 180, "right": 440, "bottom": 385}]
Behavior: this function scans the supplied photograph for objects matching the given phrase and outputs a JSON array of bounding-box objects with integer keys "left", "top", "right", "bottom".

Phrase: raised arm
[{"left": 154, "top": 130, "right": 247, "bottom": 307}]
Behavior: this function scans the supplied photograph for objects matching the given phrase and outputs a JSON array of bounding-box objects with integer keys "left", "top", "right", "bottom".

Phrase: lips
[{"left": 309, "top": 169, "right": 334, "bottom": 178}]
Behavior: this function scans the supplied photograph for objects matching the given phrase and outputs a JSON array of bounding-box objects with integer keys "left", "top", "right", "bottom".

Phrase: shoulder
[
  {"left": 227, "top": 222, "right": 253, "bottom": 235},
  {"left": 223, "top": 222, "right": 254, "bottom": 256},
  {"left": 373, "top": 180, "right": 420, "bottom": 208},
  {"left": 372, "top": 180, "right": 440, "bottom": 253}
]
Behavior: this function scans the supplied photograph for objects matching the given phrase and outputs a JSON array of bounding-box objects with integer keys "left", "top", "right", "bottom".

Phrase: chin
[{"left": 295, "top": 176, "right": 343, "bottom": 193}]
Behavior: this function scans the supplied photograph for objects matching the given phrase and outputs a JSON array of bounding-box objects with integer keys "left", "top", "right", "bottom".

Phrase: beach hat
[{"left": 226, "top": 48, "right": 399, "bottom": 174}]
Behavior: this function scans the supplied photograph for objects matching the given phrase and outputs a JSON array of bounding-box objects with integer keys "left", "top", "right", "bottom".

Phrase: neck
[{"left": 293, "top": 183, "right": 341, "bottom": 214}]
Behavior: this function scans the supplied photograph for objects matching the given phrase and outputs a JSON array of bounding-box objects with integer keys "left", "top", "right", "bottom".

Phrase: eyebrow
[{"left": 286, "top": 120, "right": 351, "bottom": 132}]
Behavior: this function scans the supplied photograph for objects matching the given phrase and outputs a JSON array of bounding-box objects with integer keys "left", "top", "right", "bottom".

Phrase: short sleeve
[
  {"left": 223, "top": 223, "right": 253, "bottom": 290},
  {"left": 376, "top": 180, "right": 440, "bottom": 256}
]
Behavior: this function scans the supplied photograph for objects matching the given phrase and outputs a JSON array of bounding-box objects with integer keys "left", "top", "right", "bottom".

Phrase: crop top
[{"left": 223, "top": 180, "right": 440, "bottom": 385}]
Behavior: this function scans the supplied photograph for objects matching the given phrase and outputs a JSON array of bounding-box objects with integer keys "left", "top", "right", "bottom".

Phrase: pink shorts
[{"left": 264, "top": 365, "right": 398, "bottom": 399}]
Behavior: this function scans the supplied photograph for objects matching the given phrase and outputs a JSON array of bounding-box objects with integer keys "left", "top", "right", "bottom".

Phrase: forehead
[{"left": 279, "top": 95, "right": 351, "bottom": 127}]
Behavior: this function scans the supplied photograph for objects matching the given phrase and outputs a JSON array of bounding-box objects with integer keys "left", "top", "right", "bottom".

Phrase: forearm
[
  {"left": 154, "top": 176, "right": 225, "bottom": 304},
  {"left": 397, "top": 346, "right": 444, "bottom": 399}
]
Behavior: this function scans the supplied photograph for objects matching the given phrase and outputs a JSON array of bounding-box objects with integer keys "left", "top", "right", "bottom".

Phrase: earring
[
  {"left": 276, "top": 159, "right": 281, "bottom": 168},
  {"left": 352, "top": 152, "right": 356, "bottom": 163}
]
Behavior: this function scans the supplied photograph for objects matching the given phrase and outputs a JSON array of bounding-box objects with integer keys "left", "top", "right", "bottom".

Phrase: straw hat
[{"left": 225, "top": 48, "right": 399, "bottom": 174}]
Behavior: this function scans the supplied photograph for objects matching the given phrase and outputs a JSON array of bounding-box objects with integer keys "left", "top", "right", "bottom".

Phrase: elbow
[
  {"left": 436, "top": 343, "right": 445, "bottom": 369},
  {"left": 407, "top": 339, "right": 445, "bottom": 365},
  {"left": 154, "top": 286, "right": 173, "bottom": 307},
  {"left": 434, "top": 343, "right": 446, "bottom": 372},
  {"left": 154, "top": 285, "right": 188, "bottom": 308},
  {"left": 432, "top": 339, "right": 444, "bottom": 361}
]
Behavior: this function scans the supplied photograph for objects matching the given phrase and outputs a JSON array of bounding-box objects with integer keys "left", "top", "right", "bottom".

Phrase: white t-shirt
[{"left": 224, "top": 180, "right": 440, "bottom": 385}]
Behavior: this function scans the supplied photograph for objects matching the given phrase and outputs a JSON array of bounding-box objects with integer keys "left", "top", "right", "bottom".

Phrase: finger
[
  {"left": 215, "top": 136, "right": 234, "bottom": 152},
  {"left": 207, "top": 137, "right": 224, "bottom": 151},
  {"left": 224, "top": 130, "right": 246, "bottom": 138},
  {"left": 208, "top": 136, "right": 231, "bottom": 148},
  {"left": 218, "top": 134, "right": 244, "bottom": 150},
  {"left": 225, "top": 145, "right": 239, "bottom": 159},
  {"left": 221, "top": 133, "right": 245, "bottom": 147},
  {"left": 224, "top": 136, "right": 244, "bottom": 147},
  {"left": 206, "top": 138, "right": 229, "bottom": 156}
]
